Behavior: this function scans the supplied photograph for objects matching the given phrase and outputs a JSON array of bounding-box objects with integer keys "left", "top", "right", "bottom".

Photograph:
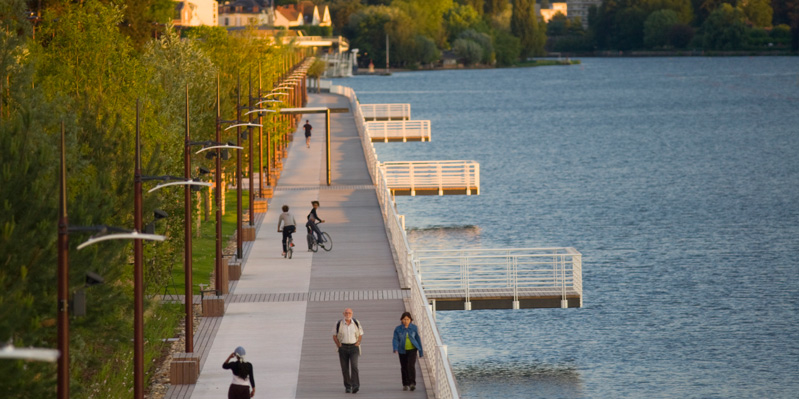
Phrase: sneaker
[
  {"left": 403, "top": 386, "right": 409, "bottom": 391},
  {"left": 352, "top": 388, "right": 359, "bottom": 394},
  {"left": 410, "top": 385, "right": 415, "bottom": 391},
  {"left": 345, "top": 388, "right": 351, "bottom": 393}
]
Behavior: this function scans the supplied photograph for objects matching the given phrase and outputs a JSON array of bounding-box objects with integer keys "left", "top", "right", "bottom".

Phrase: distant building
[
  {"left": 538, "top": 3, "right": 568, "bottom": 23},
  {"left": 274, "top": 1, "right": 331, "bottom": 28},
  {"left": 173, "top": 0, "right": 218, "bottom": 27},
  {"left": 219, "top": 0, "right": 274, "bottom": 27},
  {"left": 565, "top": 0, "right": 602, "bottom": 28},
  {"left": 274, "top": 4, "right": 303, "bottom": 27}
]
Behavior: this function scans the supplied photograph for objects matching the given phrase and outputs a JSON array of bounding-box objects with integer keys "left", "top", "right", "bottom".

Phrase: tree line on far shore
[{"left": 320, "top": 0, "right": 798, "bottom": 68}]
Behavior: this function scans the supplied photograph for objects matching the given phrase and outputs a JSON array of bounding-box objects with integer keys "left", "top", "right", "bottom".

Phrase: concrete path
[{"left": 184, "top": 93, "right": 428, "bottom": 399}]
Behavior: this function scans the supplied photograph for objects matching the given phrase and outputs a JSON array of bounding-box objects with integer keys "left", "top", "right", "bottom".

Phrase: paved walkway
[{"left": 172, "top": 93, "right": 428, "bottom": 399}]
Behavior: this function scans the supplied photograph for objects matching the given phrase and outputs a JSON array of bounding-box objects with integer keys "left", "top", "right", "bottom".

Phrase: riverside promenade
[{"left": 169, "top": 92, "right": 430, "bottom": 399}]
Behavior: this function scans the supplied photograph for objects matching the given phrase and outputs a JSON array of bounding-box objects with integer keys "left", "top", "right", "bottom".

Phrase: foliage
[
  {"left": 0, "top": 1, "right": 304, "bottom": 397},
  {"left": 644, "top": 9, "right": 681, "bottom": 47},
  {"left": 392, "top": 0, "right": 453, "bottom": 47},
  {"left": 444, "top": 4, "right": 486, "bottom": 44},
  {"left": 453, "top": 37, "right": 484, "bottom": 64},
  {"left": 667, "top": 23, "right": 696, "bottom": 48},
  {"left": 492, "top": 29, "right": 521, "bottom": 66},
  {"left": 702, "top": 3, "right": 748, "bottom": 50},
  {"left": 458, "top": 29, "right": 494, "bottom": 64},
  {"left": 740, "top": 0, "right": 774, "bottom": 27},
  {"left": 511, "top": 0, "right": 547, "bottom": 57}
]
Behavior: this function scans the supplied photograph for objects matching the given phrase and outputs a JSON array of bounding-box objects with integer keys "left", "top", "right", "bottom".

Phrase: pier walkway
[{"left": 167, "top": 93, "right": 430, "bottom": 399}]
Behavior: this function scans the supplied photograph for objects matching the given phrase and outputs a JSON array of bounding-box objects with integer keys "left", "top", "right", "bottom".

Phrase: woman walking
[
  {"left": 223, "top": 346, "right": 255, "bottom": 398},
  {"left": 392, "top": 312, "right": 424, "bottom": 391}
]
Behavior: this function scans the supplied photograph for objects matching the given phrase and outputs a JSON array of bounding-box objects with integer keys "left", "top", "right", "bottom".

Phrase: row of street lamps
[{"left": 55, "top": 54, "right": 313, "bottom": 399}]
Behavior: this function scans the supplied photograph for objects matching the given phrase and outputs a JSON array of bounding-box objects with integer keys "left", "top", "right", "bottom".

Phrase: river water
[{"left": 332, "top": 57, "right": 799, "bottom": 398}]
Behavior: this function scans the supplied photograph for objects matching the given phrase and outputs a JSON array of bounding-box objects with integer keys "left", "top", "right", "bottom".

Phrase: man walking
[
  {"left": 332, "top": 308, "right": 363, "bottom": 393},
  {"left": 303, "top": 119, "right": 312, "bottom": 148}
]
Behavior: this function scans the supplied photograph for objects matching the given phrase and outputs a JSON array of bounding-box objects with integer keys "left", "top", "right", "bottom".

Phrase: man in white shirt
[{"left": 332, "top": 308, "right": 364, "bottom": 393}]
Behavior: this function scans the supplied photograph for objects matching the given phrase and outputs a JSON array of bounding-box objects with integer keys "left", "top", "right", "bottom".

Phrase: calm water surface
[{"left": 333, "top": 57, "right": 799, "bottom": 398}]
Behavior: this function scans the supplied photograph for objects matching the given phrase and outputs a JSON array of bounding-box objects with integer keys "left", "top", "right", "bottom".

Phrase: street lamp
[
  {"left": 143, "top": 85, "right": 215, "bottom": 356},
  {"left": 57, "top": 120, "right": 165, "bottom": 399}
]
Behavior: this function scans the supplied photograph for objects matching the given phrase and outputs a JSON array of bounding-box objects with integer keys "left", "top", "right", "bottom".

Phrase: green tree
[
  {"left": 453, "top": 37, "right": 483, "bottom": 64},
  {"left": 644, "top": 9, "right": 680, "bottom": 47},
  {"left": 702, "top": 3, "right": 748, "bottom": 49},
  {"left": 444, "top": 4, "right": 485, "bottom": 43},
  {"left": 459, "top": 29, "right": 494, "bottom": 63},
  {"left": 612, "top": 5, "right": 648, "bottom": 50},
  {"left": 511, "top": 0, "right": 546, "bottom": 57},
  {"left": 330, "top": 0, "right": 365, "bottom": 34},
  {"left": 492, "top": 29, "right": 521, "bottom": 65},
  {"left": 392, "top": 0, "right": 453, "bottom": 47},
  {"left": 484, "top": 0, "right": 509, "bottom": 16},
  {"left": 667, "top": 23, "right": 695, "bottom": 47},
  {"left": 740, "top": 0, "right": 773, "bottom": 27}
]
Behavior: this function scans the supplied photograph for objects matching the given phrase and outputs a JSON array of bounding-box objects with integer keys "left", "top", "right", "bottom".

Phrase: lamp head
[{"left": 85, "top": 271, "right": 105, "bottom": 286}]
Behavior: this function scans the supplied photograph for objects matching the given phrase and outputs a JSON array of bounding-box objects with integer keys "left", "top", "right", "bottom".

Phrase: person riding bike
[
  {"left": 306, "top": 201, "right": 325, "bottom": 250},
  {"left": 277, "top": 205, "right": 296, "bottom": 257}
]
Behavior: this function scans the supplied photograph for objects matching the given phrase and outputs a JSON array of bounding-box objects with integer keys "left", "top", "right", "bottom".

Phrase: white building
[{"left": 173, "top": 0, "right": 218, "bottom": 27}]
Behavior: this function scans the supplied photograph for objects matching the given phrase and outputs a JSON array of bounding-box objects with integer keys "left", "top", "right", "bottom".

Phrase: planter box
[{"left": 170, "top": 353, "right": 199, "bottom": 385}]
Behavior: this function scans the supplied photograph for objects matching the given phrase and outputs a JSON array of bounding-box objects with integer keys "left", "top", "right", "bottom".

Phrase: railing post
[{"left": 438, "top": 163, "right": 444, "bottom": 196}]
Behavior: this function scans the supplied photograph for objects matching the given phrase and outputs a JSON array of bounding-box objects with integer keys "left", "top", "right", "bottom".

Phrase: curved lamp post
[{"left": 57, "top": 121, "right": 166, "bottom": 399}]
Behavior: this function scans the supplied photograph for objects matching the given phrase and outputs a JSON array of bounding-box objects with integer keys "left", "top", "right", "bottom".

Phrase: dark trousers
[
  {"left": 228, "top": 384, "right": 250, "bottom": 399},
  {"left": 338, "top": 344, "right": 360, "bottom": 389},
  {"left": 398, "top": 349, "right": 418, "bottom": 386},
  {"left": 306, "top": 220, "right": 323, "bottom": 243},
  {"left": 281, "top": 225, "right": 295, "bottom": 252}
]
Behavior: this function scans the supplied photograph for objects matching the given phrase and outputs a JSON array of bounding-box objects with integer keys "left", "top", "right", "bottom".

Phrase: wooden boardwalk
[{"left": 164, "top": 93, "right": 430, "bottom": 399}]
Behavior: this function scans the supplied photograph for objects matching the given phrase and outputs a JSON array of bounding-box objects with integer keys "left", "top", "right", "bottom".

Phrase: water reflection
[
  {"left": 455, "top": 361, "right": 584, "bottom": 399},
  {"left": 407, "top": 225, "right": 482, "bottom": 250}
]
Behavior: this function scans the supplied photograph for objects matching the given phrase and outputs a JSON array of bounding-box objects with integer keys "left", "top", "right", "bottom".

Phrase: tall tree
[{"left": 511, "top": 0, "right": 546, "bottom": 58}]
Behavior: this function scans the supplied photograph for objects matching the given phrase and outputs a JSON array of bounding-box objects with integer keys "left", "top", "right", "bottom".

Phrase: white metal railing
[
  {"left": 413, "top": 248, "right": 583, "bottom": 307},
  {"left": 360, "top": 103, "right": 411, "bottom": 121},
  {"left": 380, "top": 161, "right": 480, "bottom": 196},
  {"left": 366, "top": 120, "right": 432, "bottom": 142},
  {"left": 332, "top": 84, "right": 459, "bottom": 399}
]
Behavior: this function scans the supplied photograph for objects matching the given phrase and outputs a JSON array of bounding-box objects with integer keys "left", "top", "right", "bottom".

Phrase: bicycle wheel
[
  {"left": 308, "top": 233, "right": 318, "bottom": 252},
  {"left": 288, "top": 237, "right": 293, "bottom": 259},
  {"left": 320, "top": 232, "right": 332, "bottom": 251}
]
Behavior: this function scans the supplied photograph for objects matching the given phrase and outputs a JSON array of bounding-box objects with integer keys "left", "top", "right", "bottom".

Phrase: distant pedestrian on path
[
  {"left": 392, "top": 312, "right": 424, "bottom": 391},
  {"left": 303, "top": 119, "right": 312, "bottom": 148},
  {"left": 306, "top": 200, "right": 325, "bottom": 250},
  {"left": 332, "top": 308, "right": 364, "bottom": 393},
  {"left": 223, "top": 346, "right": 255, "bottom": 398},
  {"left": 277, "top": 204, "right": 296, "bottom": 257}
]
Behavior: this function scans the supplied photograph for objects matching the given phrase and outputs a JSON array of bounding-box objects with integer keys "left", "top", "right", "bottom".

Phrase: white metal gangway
[
  {"left": 414, "top": 248, "right": 583, "bottom": 310},
  {"left": 380, "top": 160, "right": 480, "bottom": 196},
  {"left": 360, "top": 103, "right": 411, "bottom": 121},
  {"left": 365, "top": 120, "right": 432, "bottom": 142}
]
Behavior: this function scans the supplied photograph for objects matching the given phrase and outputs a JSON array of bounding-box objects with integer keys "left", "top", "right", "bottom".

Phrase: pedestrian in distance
[
  {"left": 392, "top": 312, "right": 424, "bottom": 391},
  {"left": 277, "top": 204, "right": 296, "bottom": 257},
  {"left": 306, "top": 200, "right": 325, "bottom": 250},
  {"left": 222, "top": 346, "right": 255, "bottom": 398},
  {"left": 303, "top": 119, "right": 312, "bottom": 148},
  {"left": 332, "top": 308, "right": 364, "bottom": 393}
]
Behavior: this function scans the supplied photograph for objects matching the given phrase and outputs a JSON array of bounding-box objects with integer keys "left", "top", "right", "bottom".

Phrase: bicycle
[
  {"left": 307, "top": 229, "right": 332, "bottom": 252},
  {"left": 284, "top": 235, "right": 294, "bottom": 259}
]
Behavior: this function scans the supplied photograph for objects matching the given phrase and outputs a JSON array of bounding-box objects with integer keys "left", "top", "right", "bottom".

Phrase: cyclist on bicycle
[
  {"left": 277, "top": 205, "right": 296, "bottom": 257},
  {"left": 306, "top": 200, "right": 325, "bottom": 249}
]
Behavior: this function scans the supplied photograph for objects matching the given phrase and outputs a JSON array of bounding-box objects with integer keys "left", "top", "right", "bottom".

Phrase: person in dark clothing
[
  {"left": 303, "top": 120, "right": 312, "bottom": 148},
  {"left": 223, "top": 346, "right": 255, "bottom": 398},
  {"left": 306, "top": 200, "right": 325, "bottom": 249}
]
